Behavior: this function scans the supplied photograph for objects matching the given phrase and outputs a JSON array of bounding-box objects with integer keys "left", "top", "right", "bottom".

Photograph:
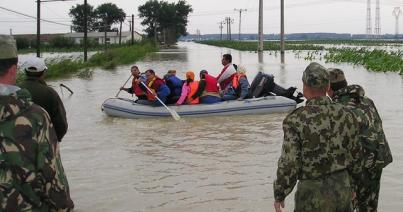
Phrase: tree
[
  {"left": 138, "top": 0, "right": 192, "bottom": 43},
  {"left": 94, "top": 3, "right": 126, "bottom": 32},
  {"left": 69, "top": 3, "right": 97, "bottom": 32}
]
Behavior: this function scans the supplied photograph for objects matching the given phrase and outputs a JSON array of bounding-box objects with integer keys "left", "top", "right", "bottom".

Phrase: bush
[
  {"left": 50, "top": 36, "right": 76, "bottom": 48},
  {"left": 15, "top": 37, "right": 31, "bottom": 49}
]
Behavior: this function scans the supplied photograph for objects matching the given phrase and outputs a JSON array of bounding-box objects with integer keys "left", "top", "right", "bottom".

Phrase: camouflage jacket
[
  {"left": 333, "top": 84, "right": 393, "bottom": 170},
  {"left": 18, "top": 77, "right": 68, "bottom": 142},
  {"left": 0, "top": 88, "right": 74, "bottom": 211},
  {"left": 273, "top": 96, "right": 362, "bottom": 202}
]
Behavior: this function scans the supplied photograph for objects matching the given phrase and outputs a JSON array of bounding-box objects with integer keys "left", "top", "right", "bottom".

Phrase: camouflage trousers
[
  {"left": 295, "top": 170, "right": 353, "bottom": 212},
  {"left": 355, "top": 168, "right": 383, "bottom": 212}
]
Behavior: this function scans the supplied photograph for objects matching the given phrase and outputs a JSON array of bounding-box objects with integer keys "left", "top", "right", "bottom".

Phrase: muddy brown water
[{"left": 43, "top": 42, "right": 402, "bottom": 211}]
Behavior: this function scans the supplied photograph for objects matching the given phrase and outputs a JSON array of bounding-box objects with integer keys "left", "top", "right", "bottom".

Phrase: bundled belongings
[{"left": 249, "top": 71, "right": 304, "bottom": 103}]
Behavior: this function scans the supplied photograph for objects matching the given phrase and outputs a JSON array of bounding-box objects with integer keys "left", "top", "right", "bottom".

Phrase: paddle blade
[{"left": 168, "top": 108, "right": 181, "bottom": 121}]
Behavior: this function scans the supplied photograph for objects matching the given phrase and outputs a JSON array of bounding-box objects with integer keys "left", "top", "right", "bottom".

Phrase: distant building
[{"left": 64, "top": 31, "right": 142, "bottom": 44}]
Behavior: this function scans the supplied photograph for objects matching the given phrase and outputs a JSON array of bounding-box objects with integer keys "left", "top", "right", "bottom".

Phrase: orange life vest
[
  {"left": 232, "top": 73, "right": 246, "bottom": 89},
  {"left": 188, "top": 81, "right": 200, "bottom": 104}
]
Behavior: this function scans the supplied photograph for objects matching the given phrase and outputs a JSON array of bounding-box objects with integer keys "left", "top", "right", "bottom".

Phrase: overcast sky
[{"left": 0, "top": 0, "right": 402, "bottom": 35}]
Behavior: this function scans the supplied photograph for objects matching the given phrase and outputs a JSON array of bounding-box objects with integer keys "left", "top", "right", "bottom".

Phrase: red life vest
[
  {"left": 131, "top": 78, "right": 145, "bottom": 97},
  {"left": 204, "top": 74, "right": 219, "bottom": 93},
  {"left": 188, "top": 81, "right": 200, "bottom": 104}
]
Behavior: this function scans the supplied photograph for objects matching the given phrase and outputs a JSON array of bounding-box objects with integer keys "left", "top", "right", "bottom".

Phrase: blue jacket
[{"left": 165, "top": 75, "right": 183, "bottom": 97}]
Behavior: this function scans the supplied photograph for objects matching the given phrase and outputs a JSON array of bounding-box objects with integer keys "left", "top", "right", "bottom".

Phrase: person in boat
[
  {"left": 163, "top": 69, "right": 183, "bottom": 104},
  {"left": 222, "top": 66, "right": 250, "bottom": 101},
  {"left": 216, "top": 54, "right": 237, "bottom": 90},
  {"left": 176, "top": 71, "right": 200, "bottom": 105},
  {"left": 327, "top": 68, "right": 392, "bottom": 212},
  {"left": 120, "top": 65, "right": 147, "bottom": 100},
  {"left": 136, "top": 69, "right": 170, "bottom": 106},
  {"left": 191, "top": 70, "right": 222, "bottom": 104}
]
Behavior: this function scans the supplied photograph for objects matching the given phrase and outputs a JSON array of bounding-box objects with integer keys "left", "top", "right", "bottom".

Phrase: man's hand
[{"left": 274, "top": 200, "right": 285, "bottom": 212}]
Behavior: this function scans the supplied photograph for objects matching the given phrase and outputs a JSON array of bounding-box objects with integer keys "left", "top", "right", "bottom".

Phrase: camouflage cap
[
  {"left": 0, "top": 35, "right": 17, "bottom": 59},
  {"left": 328, "top": 68, "right": 347, "bottom": 91},
  {"left": 302, "top": 62, "right": 329, "bottom": 89}
]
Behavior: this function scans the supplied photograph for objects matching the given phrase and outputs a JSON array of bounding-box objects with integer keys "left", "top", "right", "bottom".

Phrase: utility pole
[
  {"left": 258, "top": 0, "right": 263, "bottom": 52},
  {"left": 119, "top": 21, "right": 122, "bottom": 45},
  {"left": 84, "top": 0, "right": 88, "bottom": 61},
  {"left": 224, "top": 17, "right": 234, "bottom": 40},
  {"left": 234, "top": 8, "right": 247, "bottom": 40},
  {"left": 36, "top": 0, "right": 41, "bottom": 57},
  {"left": 393, "top": 7, "right": 401, "bottom": 38},
  {"left": 131, "top": 14, "right": 134, "bottom": 45},
  {"left": 280, "top": 0, "right": 285, "bottom": 63},
  {"left": 218, "top": 21, "right": 223, "bottom": 40},
  {"left": 9, "top": 29, "right": 12, "bottom": 35},
  {"left": 36, "top": 0, "right": 75, "bottom": 58}
]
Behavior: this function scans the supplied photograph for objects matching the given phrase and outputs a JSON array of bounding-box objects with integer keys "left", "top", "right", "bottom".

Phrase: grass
[
  {"left": 17, "top": 41, "right": 157, "bottom": 81},
  {"left": 198, "top": 40, "right": 324, "bottom": 51},
  {"left": 324, "top": 48, "right": 403, "bottom": 73},
  {"left": 198, "top": 40, "right": 403, "bottom": 74}
]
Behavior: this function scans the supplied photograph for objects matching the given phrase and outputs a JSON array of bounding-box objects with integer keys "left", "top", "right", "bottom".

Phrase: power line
[{"left": 0, "top": 6, "right": 70, "bottom": 26}]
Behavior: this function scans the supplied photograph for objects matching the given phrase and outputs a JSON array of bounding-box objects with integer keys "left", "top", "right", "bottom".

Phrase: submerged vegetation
[
  {"left": 198, "top": 40, "right": 403, "bottom": 74},
  {"left": 17, "top": 41, "right": 157, "bottom": 81},
  {"left": 325, "top": 48, "right": 403, "bottom": 74},
  {"left": 198, "top": 40, "right": 323, "bottom": 51}
]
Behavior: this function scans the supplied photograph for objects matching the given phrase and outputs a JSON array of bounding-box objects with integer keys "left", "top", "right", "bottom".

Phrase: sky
[{"left": 0, "top": 0, "right": 402, "bottom": 35}]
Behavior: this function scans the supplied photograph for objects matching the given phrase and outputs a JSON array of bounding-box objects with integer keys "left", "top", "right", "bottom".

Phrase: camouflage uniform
[
  {"left": 0, "top": 35, "right": 73, "bottom": 211},
  {"left": 331, "top": 81, "right": 392, "bottom": 211},
  {"left": 0, "top": 87, "right": 74, "bottom": 211},
  {"left": 273, "top": 62, "right": 362, "bottom": 212}
]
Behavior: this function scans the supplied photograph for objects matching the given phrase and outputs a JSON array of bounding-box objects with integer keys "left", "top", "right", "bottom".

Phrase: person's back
[
  {"left": 0, "top": 89, "right": 74, "bottom": 211},
  {"left": 18, "top": 57, "right": 67, "bottom": 142},
  {"left": 328, "top": 69, "right": 393, "bottom": 211},
  {"left": 273, "top": 62, "right": 362, "bottom": 212},
  {"left": 0, "top": 34, "right": 73, "bottom": 211}
]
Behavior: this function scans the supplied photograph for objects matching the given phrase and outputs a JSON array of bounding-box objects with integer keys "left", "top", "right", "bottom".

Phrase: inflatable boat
[{"left": 101, "top": 96, "right": 296, "bottom": 119}]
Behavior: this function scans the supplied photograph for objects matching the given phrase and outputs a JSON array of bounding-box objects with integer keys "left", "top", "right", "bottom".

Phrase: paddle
[
  {"left": 140, "top": 81, "right": 181, "bottom": 121},
  {"left": 115, "top": 74, "right": 132, "bottom": 97}
]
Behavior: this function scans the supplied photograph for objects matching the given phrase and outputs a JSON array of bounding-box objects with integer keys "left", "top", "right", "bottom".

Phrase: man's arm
[
  {"left": 273, "top": 116, "right": 301, "bottom": 202},
  {"left": 49, "top": 89, "right": 68, "bottom": 142},
  {"left": 35, "top": 108, "right": 74, "bottom": 211}
]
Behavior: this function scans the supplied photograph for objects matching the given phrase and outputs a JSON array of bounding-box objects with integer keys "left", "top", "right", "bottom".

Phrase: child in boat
[
  {"left": 176, "top": 71, "right": 200, "bottom": 105},
  {"left": 222, "top": 66, "right": 250, "bottom": 101}
]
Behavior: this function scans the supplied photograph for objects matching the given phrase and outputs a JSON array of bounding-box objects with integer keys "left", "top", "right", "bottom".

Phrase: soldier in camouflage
[
  {"left": 328, "top": 68, "right": 393, "bottom": 212},
  {"left": 273, "top": 62, "right": 363, "bottom": 212},
  {"left": 0, "top": 35, "right": 74, "bottom": 211}
]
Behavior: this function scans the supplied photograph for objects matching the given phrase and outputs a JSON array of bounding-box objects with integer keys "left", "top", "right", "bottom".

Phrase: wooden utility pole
[
  {"left": 258, "top": 0, "right": 263, "bottom": 52},
  {"left": 131, "top": 14, "right": 134, "bottom": 45},
  {"left": 36, "top": 0, "right": 41, "bottom": 57},
  {"left": 234, "top": 8, "right": 247, "bottom": 40},
  {"left": 84, "top": 0, "right": 88, "bottom": 61},
  {"left": 119, "top": 21, "right": 122, "bottom": 45},
  {"left": 280, "top": 0, "right": 285, "bottom": 63}
]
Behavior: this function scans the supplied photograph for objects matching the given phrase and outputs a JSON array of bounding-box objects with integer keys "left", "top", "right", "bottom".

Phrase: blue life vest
[{"left": 166, "top": 76, "right": 183, "bottom": 96}]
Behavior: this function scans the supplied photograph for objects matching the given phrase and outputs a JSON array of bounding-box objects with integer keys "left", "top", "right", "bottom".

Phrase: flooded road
[{"left": 48, "top": 42, "right": 403, "bottom": 211}]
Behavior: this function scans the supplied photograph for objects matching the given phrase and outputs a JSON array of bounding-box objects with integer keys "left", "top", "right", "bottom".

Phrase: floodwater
[{"left": 45, "top": 42, "right": 402, "bottom": 211}]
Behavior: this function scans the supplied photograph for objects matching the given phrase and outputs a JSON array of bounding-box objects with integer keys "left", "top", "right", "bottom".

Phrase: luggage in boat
[{"left": 250, "top": 71, "right": 304, "bottom": 103}]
